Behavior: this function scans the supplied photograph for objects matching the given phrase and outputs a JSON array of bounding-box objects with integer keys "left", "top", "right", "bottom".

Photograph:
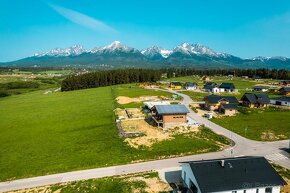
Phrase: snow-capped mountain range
[
  {"left": 32, "top": 41, "right": 231, "bottom": 59},
  {"left": 2, "top": 41, "right": 290, "bottom": 69}
]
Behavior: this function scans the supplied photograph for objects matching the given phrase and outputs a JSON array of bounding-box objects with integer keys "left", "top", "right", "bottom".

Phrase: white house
[
  {"left": 219, "top": 83, "right": 237, "bottom": 93},
  {"left": 180, "top": 157, "right": 286, "bottom": 193},
  {"left": 270, "top": 96, "right": 290, "bottom": 107},
  {"left": 184, "top": 82, "right": 198, "bottom": 90}
]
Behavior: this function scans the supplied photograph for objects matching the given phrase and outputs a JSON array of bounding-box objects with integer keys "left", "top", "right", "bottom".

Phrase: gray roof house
[
  {"left": 180, "top": 156, "right": 286, "bottom": 193},
  {"left": 151, "top": 104, "right": 190, "bottom": 128},
  {"left": 253, "top": 86, "right": 268, "bottom": 92},
  {"left": 241, "top": 93, "right": 270, "bottom": 108},
  {"left": 270, "top": 96, "right": 290, "bottom": 107},
  {"left": 184, "top": 82, "right": 198, "bottom": 90},
  {"left": 219, "top": 83, "right": 237, "bottom": 92}
]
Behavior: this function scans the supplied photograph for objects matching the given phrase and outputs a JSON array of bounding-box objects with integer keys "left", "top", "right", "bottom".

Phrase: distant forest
[
  {"left": 61, "top": 68, "right": 290, "bottom": 91},
  {"left": 163, "top": 68, "right": 290, "bottom": 79},
  {"left": 61, "top": 69, "right": 162, "bottom": 91}
]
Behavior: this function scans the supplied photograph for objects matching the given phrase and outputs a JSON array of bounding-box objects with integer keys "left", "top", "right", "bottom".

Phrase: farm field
[
  {"left": 212, "top": 107, "right": 290, "bottom": 141},
  {"left": 0, "top": 84, "right": 229, "bottom": 181}
]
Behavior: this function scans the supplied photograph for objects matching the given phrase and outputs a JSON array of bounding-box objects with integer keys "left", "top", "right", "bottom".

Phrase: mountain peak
[
  {"left": 141, "top": 46, "right": 172, "bottom": 58},
  {"left": 33, "top": 45, "right": 86, "bottom": 57}
]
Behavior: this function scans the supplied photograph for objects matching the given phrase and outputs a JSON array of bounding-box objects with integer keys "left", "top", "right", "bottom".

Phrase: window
[
  {"left": 173, "top": 116, "right": 183, "bottom": 119},
  {"left": 265, "top": 187, "right": 272, "bottom": 193},
  {"left": 256, "top": 189, "right": 259, "bottom": 193},
  {"left": 232, "top": 191, "right": 237, "bottom": 193},
  {"left": 243, "top": 190, "right": 246, "bottom": 193}
]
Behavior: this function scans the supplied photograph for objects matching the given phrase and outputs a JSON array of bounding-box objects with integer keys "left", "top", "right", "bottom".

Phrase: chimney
[{"left": 220, "top": 160, "right": 225, "bottom": 167}]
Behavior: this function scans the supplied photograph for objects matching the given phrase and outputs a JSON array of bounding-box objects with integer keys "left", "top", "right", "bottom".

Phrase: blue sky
[{"left": 1, "top": 0, "right": 290, "bottom": 62}]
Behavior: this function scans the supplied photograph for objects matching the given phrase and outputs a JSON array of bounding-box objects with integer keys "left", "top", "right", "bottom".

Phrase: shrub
[
  {"left": 238, "top": 106, "right": 250, "bottom": 114},
  {"left": 1, "top": 81, "right": 39, "bottom": 89},
  {"left": 0, "top": 90, "right": 10, "bottom": 97}
]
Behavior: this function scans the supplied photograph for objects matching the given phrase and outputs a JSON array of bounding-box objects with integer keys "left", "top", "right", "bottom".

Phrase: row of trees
[
  {"left": 61, "top": 68, "right": 290, "bottom": 91},
  {"left": 61, "top": 69, "right": 162, "bottom": 91},
  {"left": 162, "top": 68, "right": 290, "bottom": 80}
]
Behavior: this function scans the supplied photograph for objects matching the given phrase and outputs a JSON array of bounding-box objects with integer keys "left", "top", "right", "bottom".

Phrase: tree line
[
  {"left": 61, "top": 68, "right": 290, "bottom": 91},
  {"left": 61, "top": 69, "right": 162, "bottom": 91},
  {"left": 162, "top": 68, "right": 290, "bottom": 80}
]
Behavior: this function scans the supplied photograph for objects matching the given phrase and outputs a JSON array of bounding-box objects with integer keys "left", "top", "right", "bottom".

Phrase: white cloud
[{"left": 49, "top": 4, "right": 117, "bottom": 33}]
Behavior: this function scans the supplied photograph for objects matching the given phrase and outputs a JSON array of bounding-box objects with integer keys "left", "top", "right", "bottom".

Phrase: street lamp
[{"left": 244, "top": 127, "right": 248, "bottom": 137}]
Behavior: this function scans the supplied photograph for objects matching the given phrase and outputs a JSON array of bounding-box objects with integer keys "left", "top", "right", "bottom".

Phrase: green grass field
[
  {"left": 212, "top": 107, "right": 290, "bottom": 141},
  {"left": 0, "top": 85, "right": 229, "bottom": 181}
]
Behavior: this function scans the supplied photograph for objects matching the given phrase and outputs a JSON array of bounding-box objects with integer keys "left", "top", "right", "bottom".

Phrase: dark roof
[
  {"left": 205, "top": 82, "right": 217, "bottom": 86},
  {"left": 280, "top": 87, "right": 290, "bottom": 92},
  {"left": 219, "top": 83, "right": 235, "bottom": 90},
  {"left": 203, "top": 82, "right": 218, "bottom": 90},
  {"left": 205, "top": 94, "right": 239, "bottom": 104},
  {"left": 271, "top": 96, "right": 290, "bottom": 102},
  {"left": 222, "top": 104, "right": 238, "bottom": 109},
  {"left": 182, "top": 157, "right": 286, "bottom": 193},
  {"left": 185, "top": 82, "right": 197, "bottom": 87},
  {"left": 283, "top": 80, "right": 290, "bottom": 84},
  {"left": 253, "top": 86, "right": 268, "bottom": 89},
  {"left": 252, "top": 75, "right": 261, "bottom": 79},
  {"left": 155, "top": 104, "right": 189, "bottom": 115},
  {"left": 170, "top": 81, "right": 181, "bottom": 86},
  {"left": 241, "top": 93, "right": 270, "bottom": 104}
]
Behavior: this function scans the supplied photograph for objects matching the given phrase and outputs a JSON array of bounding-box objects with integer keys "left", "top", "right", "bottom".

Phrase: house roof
[
  {"left": 222, "top": 104, "right": 238, "bottom": 109},
  {"left": 205, "top": 94, "right": 239, "bottom": 104},
  {"left": 143, "top": 101, "right": 171, "bottom": 109},
  {"left": 155, "top": 104, "right": 189, "bottom": 115},
  {"left": 205, "top": 82, "right": 217, "bottom": 86},
  {"left": 203, "top": 82, "right": 218, "bottom": 90},
  {"left": 181, "top": 156, "right": 286, "bottom": 193},
  {"left": 253, "top": 86, "right": 268, "bottom": 89},
  {"left": 170, "top": 81, "right": 181, "bottom": 86},
  {"left": 241, "top": 93, "right": 270, "bottom": 104},
  {"left": 280, "top": 87, "right": 290, "bottom": 92},
  {"left": 252, "top": 75, "right": 261, "bottom": 79},
  {"left": 219, "top": 83, "right": 235, "bottom": 90},
  {"left": 270, "top": 96, "right": 290, "bottom": 102},
  {"left": 185, "top": 82, "right": 197, "bottom": 87}
]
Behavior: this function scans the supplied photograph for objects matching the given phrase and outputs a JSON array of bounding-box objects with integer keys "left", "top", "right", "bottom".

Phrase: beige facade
[
  {"left": 223, "top": 109, "right": 236, "bottom": 116},
  {"left": 163, "top": 114, "right": 187, "bottom": 124}
]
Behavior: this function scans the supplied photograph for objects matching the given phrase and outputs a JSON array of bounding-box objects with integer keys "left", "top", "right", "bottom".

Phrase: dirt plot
[
  {"left": 116, "top": 96, "right": 167, "bottom": 105},
  {"left": 122, "top": 119, "right": 198, "bottom": 149},
  {"left": 128, "top": 176, "right": 172, "bottom": 193},
  {"left": 261, "top": 131, "right": 287, "bottom": 141},
  {"left": 115, "top": 108, "right": 145, "bottom": 120}
]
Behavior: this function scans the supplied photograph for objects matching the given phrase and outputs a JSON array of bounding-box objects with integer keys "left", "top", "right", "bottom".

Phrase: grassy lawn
[
  {"left": 212, "top": 107, "right": 290, "bottom": 141},
  {"left": 112, "top": 84, "right": 172, "bottom": 98},
  {"left": 0, "top": 85, "right": 229, "bottom": 181},
  {"left": 13, "top": 172, "right": 170, "bottom": 193}
]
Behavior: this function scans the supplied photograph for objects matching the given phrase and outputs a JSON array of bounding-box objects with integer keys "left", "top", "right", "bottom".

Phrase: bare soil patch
[
  {"left": 260, "top": 131, "right": 287, "bottom": 141},
  {"left": 122, "top": 119, "right": 199, "bottom": 149},
  {"left": 116, "top": 96, "right": 165, "bottom": 105}
]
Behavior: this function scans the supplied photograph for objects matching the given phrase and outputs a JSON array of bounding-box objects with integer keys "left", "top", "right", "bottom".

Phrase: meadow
[
  {"left": 0, "top": 84, "right": 229, "bottom": 181},
  {"left": 212, "top": 107, "right": 290, "bottom": 141},
  {"left": 170, "top": 76, "right": 281, "bottom": 101}
]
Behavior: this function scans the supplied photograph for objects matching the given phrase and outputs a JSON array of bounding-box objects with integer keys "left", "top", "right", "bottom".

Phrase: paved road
[{"left": 0, "top": 88, "right": 289, "bottom": 192}]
